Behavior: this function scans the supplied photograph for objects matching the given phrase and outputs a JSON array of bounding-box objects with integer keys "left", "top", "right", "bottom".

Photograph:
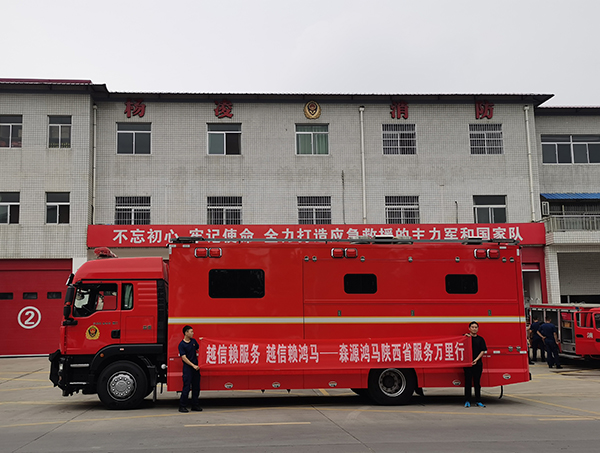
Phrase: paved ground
[{"left": 1, "top": 357, "right": 600, "bottom": 452}]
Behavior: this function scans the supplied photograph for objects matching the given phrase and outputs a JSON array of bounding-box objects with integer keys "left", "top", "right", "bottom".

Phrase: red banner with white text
[
  {"left": 88, "top": 223, "right": 545, "bottom": 248},
  {"left": 198, "top": 336, "right": 473, "bottom": 370}
]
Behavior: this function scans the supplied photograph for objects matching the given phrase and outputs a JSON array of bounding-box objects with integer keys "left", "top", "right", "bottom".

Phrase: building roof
[
  {"left": 541, "top": 193, "right": 600, "bottom": 200},
  {"left": 536, "top": 106, "right": 600, "bottom": 116},
  {"left": 0, "top": 79, "right": 553, "bottom": 105}
]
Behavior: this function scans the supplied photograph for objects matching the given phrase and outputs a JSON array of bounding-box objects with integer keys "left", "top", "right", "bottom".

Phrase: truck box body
[{"left": 50, "top": 238, "right": 529, "bottom": 409}]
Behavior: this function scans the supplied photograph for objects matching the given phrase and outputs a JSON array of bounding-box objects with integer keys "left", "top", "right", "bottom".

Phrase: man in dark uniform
[
  {"left": 529, "top": 316, "right": 545, "bottom": 362},
  {"left": 464, "top": 321, "right": 487, "bottom": 408},
  {"left": 538, "top": 317, "right": 562, "bottom": 369},
  {"left": 178, "top": 325, "right": 202, "bottom": 412}
]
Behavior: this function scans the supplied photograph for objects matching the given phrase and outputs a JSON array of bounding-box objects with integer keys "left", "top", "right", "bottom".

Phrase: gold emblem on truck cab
[{"left": 86, "top": 325, "right": 100, "bottom": 340}]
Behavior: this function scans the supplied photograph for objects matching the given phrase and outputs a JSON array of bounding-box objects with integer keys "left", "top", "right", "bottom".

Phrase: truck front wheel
[
  {"left": 368, "top": 368, "right": 416, "bottom": 405},
  {"left": 97, "top": 361, "right": 148, "bottom": 410}
]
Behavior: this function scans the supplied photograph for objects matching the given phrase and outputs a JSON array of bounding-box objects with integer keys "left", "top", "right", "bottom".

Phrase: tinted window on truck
[
  {"left": 445, "top": 274, "right": 478, "bottom": 294},
  {"left": 209, "top": 269, "right": 265, "bottom": 298},
  {"left": 344, "top": 274, "right": 377, "bottom": 294}
]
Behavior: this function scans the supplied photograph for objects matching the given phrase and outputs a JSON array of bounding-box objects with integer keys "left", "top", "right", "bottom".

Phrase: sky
[{"left": 5, "top": 0, "right": 599, "bottom": 106}]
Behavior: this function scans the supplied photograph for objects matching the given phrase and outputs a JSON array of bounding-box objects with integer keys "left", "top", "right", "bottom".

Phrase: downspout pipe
[
  {"left": 359, "top": 106, "right": 367, "bottom": 224},
  {"left": 92, "top": 104, "right": 98, "bottom": 225},
  {"left": 524, "top": 105, "right": 536, "bottom": 222}
]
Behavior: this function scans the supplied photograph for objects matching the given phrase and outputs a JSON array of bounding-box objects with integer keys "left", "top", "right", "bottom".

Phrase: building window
[
  {"left": 0, "top": 115, "right": 22, "bottom": 148},
  {"left": 48, "top": 116, "right": 71, "bottom": 148},
  {"left": 541, "top": 135, "right": 600, "bottom": 164},
  {"left": 385, "top": 196, "right": 420, "bottom": 224},
  {"left": 46, "top": 192, "right": 70, "bottom": 224},
  {"left": 298, "top": 196, "right": 331, "bottom": 224},
  {"left": 208, "top": 124, "right": 241, "bottom": 155},
  {"left": 117, "top": 123, "right": 151, "bottom": 154},
  {"left": 0, "top": 192, "right": 20, "bottom": 224},
  {"left": 115, "top": 196, "right": 151, "bottom": 225},
  {"left": 474, "top": 195, "right": 506, "bottom": 223},
  {"left": 296, "top": 125, "right": 329, "bottom": 155},
  {"left": 207, "top": 196, "right": 242, "bottom": 224},
  {"left": 469, "top": 124, "right": 503, "bottom": 155},
  {"left": 382, "top": 124, "right": 416, "bottom": 155}
]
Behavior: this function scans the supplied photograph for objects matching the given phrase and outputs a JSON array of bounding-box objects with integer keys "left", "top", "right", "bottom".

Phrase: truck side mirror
[{"left": 64, "top": 286, "right": 75, "bottom": 318}]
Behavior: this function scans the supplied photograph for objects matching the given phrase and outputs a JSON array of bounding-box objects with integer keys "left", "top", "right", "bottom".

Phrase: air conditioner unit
[{"left": 541, "top": 201, "right": 550, "bottom": 216}]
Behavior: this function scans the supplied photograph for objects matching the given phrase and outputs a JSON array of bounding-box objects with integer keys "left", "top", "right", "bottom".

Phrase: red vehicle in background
[
  {"left": 50, "top": 237, "right": 529, "bottom": 409},
  {"left": 530, "top": 303, "right": 600, "bottom": 359}
]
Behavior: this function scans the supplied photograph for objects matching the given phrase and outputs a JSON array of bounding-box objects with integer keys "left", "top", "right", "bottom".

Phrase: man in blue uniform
[
  {"left": 464, "top": 321, "right": 487, "bottom": 408},
  {"left": 529, "top": 316, "right": 545, "bottom": 362},
  {"left": 179, "top": 325, "right": 202, "bottom": 412},
  {"left": 537, "top": 317, "right": 562, "bottom": 369}
]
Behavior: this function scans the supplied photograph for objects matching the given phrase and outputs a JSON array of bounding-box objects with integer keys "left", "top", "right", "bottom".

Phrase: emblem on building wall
[{"left": 304, "top": 101, "right": 321, "bottom": 119}]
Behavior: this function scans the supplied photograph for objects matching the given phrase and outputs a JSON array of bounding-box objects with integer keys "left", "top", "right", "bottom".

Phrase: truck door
[
  {"left": 575, "top": 311, "right": 596, "bottom": 356},
  {"left": 559, "top": 311, "right": 576, "bottom": 354},
  {"left": 65, "top": 282, "right": 122, "bottom": 355},
  {"left": 120, "top": 280, "right": 157, "bottom": 344}
]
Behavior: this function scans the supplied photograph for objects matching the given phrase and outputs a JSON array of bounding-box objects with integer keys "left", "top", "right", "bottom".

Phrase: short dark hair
[
  {"left": 469, "top": 321, "right": 479, "bottom": 327},
  {"left": 182, "top": 325, "right": 193, "bottom": 335},
  {"left": 532, "top": 316, "right": 539, "bottom": 321}
]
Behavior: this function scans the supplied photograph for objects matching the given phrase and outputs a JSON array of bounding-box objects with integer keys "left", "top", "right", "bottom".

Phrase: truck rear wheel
[
  {"left": 368, "top": 368, "right": 416, "bottom": 405},
  {"left": 97, "top": 361, "right": 148, "bottom": 410}
]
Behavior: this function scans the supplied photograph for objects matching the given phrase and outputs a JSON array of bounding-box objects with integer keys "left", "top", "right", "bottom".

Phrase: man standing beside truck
[
  {"left": 179, "top": 325, "right": 202, "bottom": 412},
  {"left": 538, "top": 317, "right": 562, "bottom": 369}
]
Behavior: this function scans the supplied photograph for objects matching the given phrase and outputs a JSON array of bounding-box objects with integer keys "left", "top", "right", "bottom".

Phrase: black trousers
[
  {"left": 180, "top": 366, "right": 200, "bottom": 407},
  {"left": 531, "top": 337, "right": 546, "bottom": 361},
  {"left": 544, "top": 339, "right": 560, "bottom": 367},
  {"left": 464, "top": 361, "right": 483, "bottom": 402}
]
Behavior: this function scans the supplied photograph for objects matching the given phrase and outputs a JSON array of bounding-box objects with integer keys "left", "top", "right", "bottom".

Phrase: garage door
[{"left": 0, "top": 259, "right": 71, "bottom": 356}]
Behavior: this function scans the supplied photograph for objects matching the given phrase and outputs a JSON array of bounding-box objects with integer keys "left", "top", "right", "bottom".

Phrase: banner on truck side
[{"left": 198, "top": 336, "right": 473, "bottom": 370}]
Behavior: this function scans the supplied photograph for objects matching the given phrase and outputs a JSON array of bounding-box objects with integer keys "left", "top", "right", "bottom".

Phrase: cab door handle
[{"left": 111, "top": 330, "right": 121, "bottom": 339}]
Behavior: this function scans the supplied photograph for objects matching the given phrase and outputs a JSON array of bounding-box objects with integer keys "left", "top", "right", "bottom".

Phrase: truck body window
[
  {"left": 344, "top": 274, "right": 377, "bottom": 294},
  {"left": 595, "top": 314, "right": 600, "bottom": 332},
  {"left": 209, "top": 269, "right": 265, "bottom": 298},
  {"left": 445, "top": 274, "right": 478, "bottom": 294},
  {"left": 122, "top": 283, "right": 134, "bottom": 310}
]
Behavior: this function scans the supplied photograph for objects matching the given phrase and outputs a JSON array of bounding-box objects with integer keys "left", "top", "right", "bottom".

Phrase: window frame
[
  {"left": 207, "top": 196, "right": 242, "bottom": 225},
  {"left": 385, "top": 196, "right": 420, "bottom": 224},
  {"left": 295, "top": 124, "right": 329, "bottom": 155},
  {"left": 48, "top": 115, "right": 72, "bottom": 149},
  {"left": 382, "top": 124, "right": 417, "bottom": 155},
  {"left": 469, "top": 124, "right": 503, "bottom": 155},
  {"left": 297, "top": 196, "right": 332, "bottom": 224},
  {"left": 114, "top": 196, "right": 151, "bottom": 225},
  {"left": 116, "top": 123, "right": 151, "bottom": 155},
  {"left": 207, "top": 124, "right": 242, "bottom": 155},
  {"left": 0, "top": 115, "right": 23, "bottom": 148},
  {"left": 541, "top": 135, "right": 600, "bottom": 164},
  {"left": 0, "top": 192, "right": 20, "bottom": 224},
  {"left": 473, "top": 195, "right": 507, "bottom": 223},
  {"left": 46, "top": 192, "right": 70, "bottom": 224}
]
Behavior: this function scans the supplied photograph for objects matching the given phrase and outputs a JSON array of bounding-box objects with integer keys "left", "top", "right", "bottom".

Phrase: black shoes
[
  {"left": 556, "top": 365, "right": 563, "bottom": 369},
  {"left": 179, "top": 406, "right": 189, "bottom": 413},
  {"left": 191, "top": 405, "right": 203, "bottom": 411}
]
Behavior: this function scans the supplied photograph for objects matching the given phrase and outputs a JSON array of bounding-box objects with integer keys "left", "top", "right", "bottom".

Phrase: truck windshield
[{"left": 73, "top": 283, "right": 118, "bottom": 317}]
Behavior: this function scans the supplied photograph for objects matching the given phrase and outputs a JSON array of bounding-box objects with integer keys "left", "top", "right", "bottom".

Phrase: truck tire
[
  {"left": 97, "top": 361, "right": 148, "bottom": 410},
  {"left": 367, "top": 368, "right": 416, "bottom": 405}
]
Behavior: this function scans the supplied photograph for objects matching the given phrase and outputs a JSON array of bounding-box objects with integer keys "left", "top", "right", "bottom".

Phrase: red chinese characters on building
[
  {"left": 390, "top": 102, "right": 408, "bottom": 119},
  {"left": 214, "top": 100, "right": 233, "bottom": 118},
  {"left": 475, "top": 101, "right": 494, "bottom": 119},
  {"left": 124, "top": 99, "right": 146, "bottom": 118}
]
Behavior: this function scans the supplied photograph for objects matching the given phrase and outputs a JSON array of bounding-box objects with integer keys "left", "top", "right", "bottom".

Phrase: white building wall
[
  {"left": 0, "top": 93, "right": 92, "bottom": 260},
  {"left": 92, "top": 99, "right": 539, "bottom": 227}
]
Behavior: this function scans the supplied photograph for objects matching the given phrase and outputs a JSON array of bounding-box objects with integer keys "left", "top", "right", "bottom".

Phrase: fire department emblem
[
  {"left": 86, "top": 325, "right": 100, "bottom": 340},
  {"left": 304, "top": 101, "right": 321, "bottom": 119}
]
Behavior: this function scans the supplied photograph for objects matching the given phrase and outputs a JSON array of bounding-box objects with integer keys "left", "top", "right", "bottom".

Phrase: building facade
[{"left": 1, "top": 79, "right": 598, "bottom": 355}]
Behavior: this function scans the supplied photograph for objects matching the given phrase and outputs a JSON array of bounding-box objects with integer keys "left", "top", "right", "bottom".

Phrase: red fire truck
[
  {"left": 50, "top": 237, "right": 529, "bottom": 409},
  {"left": 530, "top": 303, "right": 600, "bottom": 359}
]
